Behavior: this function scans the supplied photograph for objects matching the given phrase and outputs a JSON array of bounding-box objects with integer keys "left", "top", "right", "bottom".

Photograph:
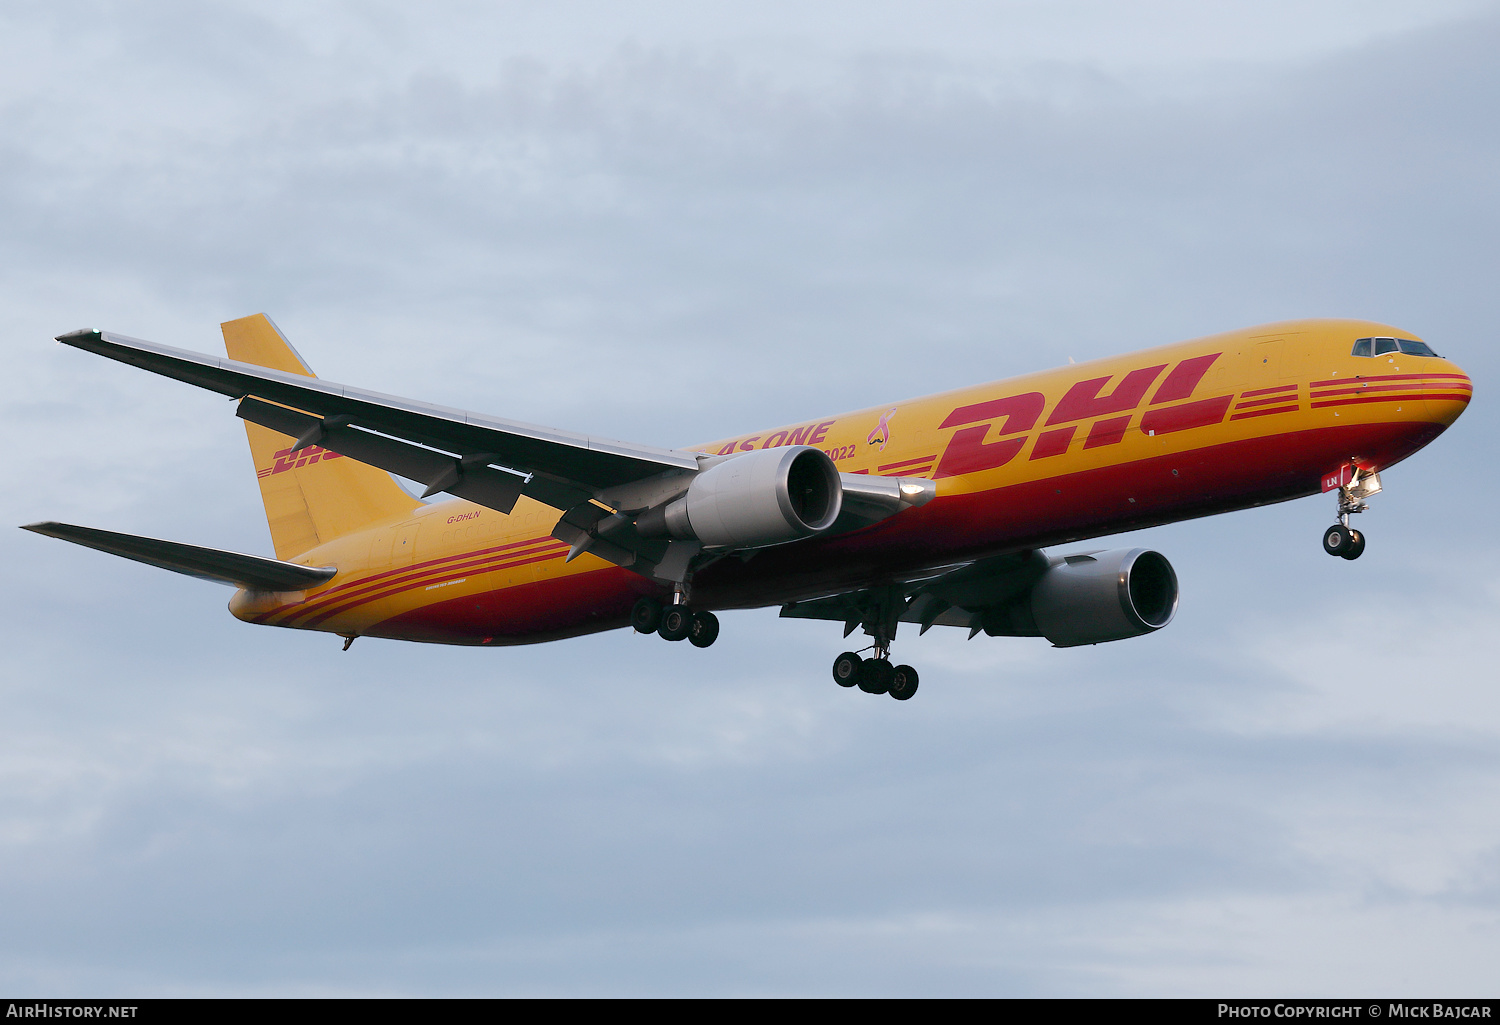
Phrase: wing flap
[
  {"left": 779, "top": 550, "right": 1049, "bottom": 635},
  {"left": 236, "top": 397, "right": 537, "bottom": 515},
  {"left": 22, "top": 522, "right": 336, "bottom": 591}
]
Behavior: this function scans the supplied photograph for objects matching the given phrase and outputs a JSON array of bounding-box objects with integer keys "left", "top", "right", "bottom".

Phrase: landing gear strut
[
  {"left": 1322, "top": 465, "right": 1380, "bottom": 561},
  {"left": 829, "top": 587, "right": 922, "bottom": 700}
]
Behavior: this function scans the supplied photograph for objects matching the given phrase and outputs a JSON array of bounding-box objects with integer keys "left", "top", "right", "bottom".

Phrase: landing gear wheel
[
  {"left": 658, "top": 606, "right": 691, "bottom": 642},
  {"left": 1322, "top": 524, "right": 1353, "bottom": 556},
  {"left": 888, "top": 664, "right": 919, "bottom": 701},
  {"left": 858, "top": 658, "right": 893, "bottom": 695},
  {"left": 631, "top": 597, "right": 662, "bottom": 634},
  {"left": 688, "top": 611, "right": 720, "bottom": 648},
  {"left": 1341, "top": 529, "right": 1366, "bottom": 561},
  {"left": 832, "top": 651, "right": 863, "bottom": 687}
]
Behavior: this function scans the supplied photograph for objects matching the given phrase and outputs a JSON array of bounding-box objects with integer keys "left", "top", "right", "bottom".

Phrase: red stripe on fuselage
[
  {"left": 1230, "top": 404, "right": 1300, "bottom": 421},
  {"left": 1240, "top": 384, "right": 1299, "bottom": 398},
  {"left": 1311, "top": 392, "right": 1472, "bottom": 409},
  {"left": 1235, "top": 393, "right": 1302, "bottom": 409},
  {"left": 1309, "top": 372, "right": 1471, "bottom": 388},
  {"left": 298, "top": 547, "right": 568, "bottom": 630},
  {"left": 261, "top": 535, "right": 566, "bottom": 625},
  {"left": 1310, "top": 381, "right": 1468, "bottom": 398},
  {"left": 878, "top": 454, "right": 939, "bottom": 472}
]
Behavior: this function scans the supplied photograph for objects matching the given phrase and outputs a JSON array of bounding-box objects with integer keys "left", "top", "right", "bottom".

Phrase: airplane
[{"left": 23, "top": 315, "right": 1471, "bottom": 701}]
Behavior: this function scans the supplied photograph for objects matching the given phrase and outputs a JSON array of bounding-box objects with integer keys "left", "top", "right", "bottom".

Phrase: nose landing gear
[
  {"left": 1322, "top": 523, "right": 1366, "bottom": 560},
  {"left": 1321, "top": 465, "right": 1381, "bottom": 561}
]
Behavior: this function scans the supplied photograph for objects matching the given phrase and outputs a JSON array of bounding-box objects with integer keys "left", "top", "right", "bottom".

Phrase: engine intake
[
  {"left": 1028, "top": 548, "right": 1179, "bottom": 647},
  {"left": 638, "top": 446, "right": 842, "bottom": 549}
]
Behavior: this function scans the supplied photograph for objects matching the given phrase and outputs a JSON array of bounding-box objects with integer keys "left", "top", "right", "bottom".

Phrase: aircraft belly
[{"left": 367, "top": 571, "right": 642, "bottom": 645}]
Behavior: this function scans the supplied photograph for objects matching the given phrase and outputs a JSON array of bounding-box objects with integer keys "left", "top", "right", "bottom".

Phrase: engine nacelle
[
  {"left": 643, "top": 446, "right": 843, "bottom": 549},
  {"left": 1027, "top": 548, "right": 1179, "bottom": 647}
]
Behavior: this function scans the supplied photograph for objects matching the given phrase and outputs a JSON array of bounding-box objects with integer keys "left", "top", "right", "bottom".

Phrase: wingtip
[{"left": 55, "top": 328, "right": 101, "bottom": 344}]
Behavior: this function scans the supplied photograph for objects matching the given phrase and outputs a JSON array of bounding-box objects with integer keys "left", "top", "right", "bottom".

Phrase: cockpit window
[
  {"left": 1352, "top": 336, "right": 1441, "bottom": 357},
  {"left": 1397, "top": 339, "right": 1440, "bottom": 357}
]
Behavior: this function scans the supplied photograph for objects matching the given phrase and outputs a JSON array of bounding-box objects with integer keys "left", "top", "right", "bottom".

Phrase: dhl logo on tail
[{"left": 256, "top": 445, "right": 346, "bottom": 478}]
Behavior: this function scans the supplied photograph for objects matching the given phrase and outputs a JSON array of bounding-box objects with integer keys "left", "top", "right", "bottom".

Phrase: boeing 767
[{"left": 24, "top": 315, "right": 1471, "bottom": 700}]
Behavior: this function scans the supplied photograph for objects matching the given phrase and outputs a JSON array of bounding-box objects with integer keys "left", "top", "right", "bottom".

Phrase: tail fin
[{"left": 223, "top": 314, "right": 421, "bottom": 560}]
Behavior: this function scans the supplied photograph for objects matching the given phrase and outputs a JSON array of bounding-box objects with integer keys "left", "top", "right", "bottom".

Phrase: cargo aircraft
[{"left": 25, "top": 316, "right": 1471, "bottom": 701}]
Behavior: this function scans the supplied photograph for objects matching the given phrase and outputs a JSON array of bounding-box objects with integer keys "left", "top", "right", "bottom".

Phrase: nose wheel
[
  {"left": 1322, "top": 524, "right": 1365, "bottom": 560},
  {"left": 1321, "top": 464, "right": 1380, "bottom": 561}
]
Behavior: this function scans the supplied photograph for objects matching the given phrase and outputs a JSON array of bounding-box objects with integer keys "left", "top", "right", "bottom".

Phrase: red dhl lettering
[
  {"left": 1150, "top": 353, "right": 1219, "bottom": 403},
  {"left": 1045, "top": 364, "right": 1167, "bottom": 425},
  {"left": 447, "top": 511, "right": 481, "bottom": 524},
  {"left": 714, "top": 354, "right": 1232, "bottom": 480},
  {"left": 266, "top": 445, "right": 344, "bottom": 476},
  {"left": 1083, "top": 415, "right": 1132, "bottom": 449},
  {"left": 935, "top": 355, "right": 1229, "bottom": 478},
  {"left": 1030, "top": 426, "right": 1074, "bottom": 461},
  {"left": 1139, "top": 395, "right": 1234, "bottom": 435},
  {"left": 940, "top": 392, "right": 1044, "bottom": 432},
  {"left": 934, "top": 393, "right": 1045, "bottom": 477}
]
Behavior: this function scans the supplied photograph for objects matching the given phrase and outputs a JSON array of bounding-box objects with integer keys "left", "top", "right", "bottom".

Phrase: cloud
[{"left": 1, "top": 0, "right": 1497, "bottom": 995}]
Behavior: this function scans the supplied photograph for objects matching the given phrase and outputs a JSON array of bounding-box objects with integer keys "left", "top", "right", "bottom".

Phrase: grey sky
[{"left": 1, "top": 0, "right": 1497, "bottom": 995}]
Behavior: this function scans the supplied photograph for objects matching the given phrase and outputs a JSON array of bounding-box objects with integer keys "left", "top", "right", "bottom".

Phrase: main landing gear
[
  {"left": 631, "top": 596, "right": 719, "bottom": 648},
  {"left": 829, "top": 584, "right": 922, "bottom": 700},
  {"left": 833, "top": 649, "right": 919, "bottom": 701},
  {"left": 1321, "top": 465, "right": 1382, "bottom": 561}
]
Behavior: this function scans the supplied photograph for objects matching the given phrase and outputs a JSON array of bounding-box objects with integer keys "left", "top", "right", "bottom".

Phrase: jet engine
[
  {"left": 980, "top": 548, "right": 1179, "bottom": 647},
  {"left": 636, "top": 446, "right": 843, "bottom": 549},
  {"left": 1028, "top": 548, "right": 1178, "bottom": 646}
]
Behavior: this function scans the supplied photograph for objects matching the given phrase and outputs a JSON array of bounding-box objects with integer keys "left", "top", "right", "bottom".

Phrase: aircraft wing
[
  {"left": 780, "top": 550, "right": 1051, "bottom": 638},
  {"left": 56, "top": 329, "right": 700, "bottom": 515},
  {"left": 22, "top": 521, "right": 337, "bottom": 591}
]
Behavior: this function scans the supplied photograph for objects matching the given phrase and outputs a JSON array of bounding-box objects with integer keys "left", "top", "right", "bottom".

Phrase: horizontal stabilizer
[{"left": 21, "top": 522, "right": 337, "bottom": 591}]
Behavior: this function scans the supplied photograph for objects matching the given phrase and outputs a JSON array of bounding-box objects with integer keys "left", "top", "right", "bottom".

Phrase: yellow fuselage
[{"left": 230, "top": 319, "right": 1470, "bottom": 644}]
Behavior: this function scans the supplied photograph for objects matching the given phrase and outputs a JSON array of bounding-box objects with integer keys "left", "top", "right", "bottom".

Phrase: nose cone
[
  {"left": 1321, "top": 323, "right": 1473, "bottom": 428},
  {"left": 1424, "top": 356, "right": 1474, "bottom": 429},
  {"left": 1311, "top": 323, "right": 1473, "bottom": 474}
]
